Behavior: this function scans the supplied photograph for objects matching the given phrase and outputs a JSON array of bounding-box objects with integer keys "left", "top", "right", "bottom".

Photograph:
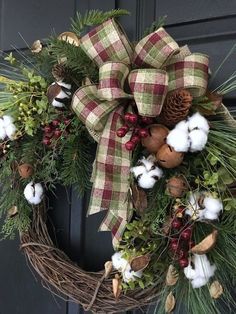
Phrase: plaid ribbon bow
[{"left": 72, "top": 18, "right": 209, "bottom": 248}]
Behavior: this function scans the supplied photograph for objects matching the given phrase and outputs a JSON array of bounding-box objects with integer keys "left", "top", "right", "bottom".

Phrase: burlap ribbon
[{"left": 71, "top": 18, "right": 209, "bottom": 248}]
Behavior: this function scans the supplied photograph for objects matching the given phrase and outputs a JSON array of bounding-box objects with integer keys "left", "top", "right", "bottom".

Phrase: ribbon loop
[
  {"left": 133, "top": 27, "right": 180, "bottom": 68},
  {"left": 80, "top": 19, "right": 133, "bottom": 66},
  {"left": 166, "top": 53, "right": 209, "bottom": 97},
  {"left": 97, "top": 62, "right": 132, "bottom": 100},
  {"left": 129, "top": 69, "right": 168, "bottom": 116}
]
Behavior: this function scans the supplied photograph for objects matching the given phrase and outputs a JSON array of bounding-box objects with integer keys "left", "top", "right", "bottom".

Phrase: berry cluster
[
  {"left": 169, "top": 207, "right": 194, "bottom": 268},
  {"left": 43, "top": 116, "right": 71, "bottom": 146},
  {"left": 116, "top": 113, "right": 154, "bottom": 151}
]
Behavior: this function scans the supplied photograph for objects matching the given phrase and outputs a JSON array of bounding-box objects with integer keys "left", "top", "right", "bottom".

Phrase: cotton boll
[
  {"left": 184, "top": 264, "right": 196, "bottom": 280},
  {"left": 188, "top": 112, "right": 209, "bottom": 134},
  {"left": 203, "top": 197, "right": 223, "bottom": 214},
  {"left": 167, "top": 129, "right": 190, "bottom": 152},
  {"left": 189, "top": 129, "right": 208, "bottom": 152},
  {"left": 24, "top": 181, "right": 43, "bottom": 205},
  {"left": 148, "top": 167, "right": 163, "bottom": 180},
  {"left": 185, "top": 192, "right": 200, "bottom": 217},
  {"left": 3, "top": 115, "right": 14, "bottom": 126},
  {"left": 138, "top": 172, "right": 157, "bottom": 189},
  {"left": 5, "top": 123, "right": 17, "bottom": 139},
  {"left": 191, "top": 276, "right": 209, "bottom": 288},
  {"left": 194, "top": 254, "right": 216, "bottom": 279},
  {"left": 175, "top": 120, "right": 189, "bottom": 132},
  {"left": 130, "top": 165, "right": 146, "bottom": 178},
  {"left": 112, "top": 252, "right": 128, "bottom": 271}
]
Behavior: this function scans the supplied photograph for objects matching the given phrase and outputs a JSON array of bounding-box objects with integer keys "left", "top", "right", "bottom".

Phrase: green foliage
[
  {"left": 71, "top": 9, "right": 130, "bottom": 36},
  {"left": 143, "top": 16, "right": 167, "bottom": 37}
]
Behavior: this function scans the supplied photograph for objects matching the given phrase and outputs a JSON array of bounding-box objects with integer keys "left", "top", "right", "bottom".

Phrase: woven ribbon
[{"left": 71, "top": 18, "right": 209, "bottom": 248}]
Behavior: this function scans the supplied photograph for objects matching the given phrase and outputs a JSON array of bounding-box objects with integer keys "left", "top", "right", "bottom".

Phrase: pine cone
[
  {"left": 159, "top": 89, "right": 192, "bottom": 127},
  {"left": 52, "top": 64, "right": 70, "bottom": 81}
]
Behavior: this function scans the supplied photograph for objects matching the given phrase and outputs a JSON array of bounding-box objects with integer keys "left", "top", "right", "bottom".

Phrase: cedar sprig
[{"left": 71, "top": 9, "right": 130, "bottom": 37}]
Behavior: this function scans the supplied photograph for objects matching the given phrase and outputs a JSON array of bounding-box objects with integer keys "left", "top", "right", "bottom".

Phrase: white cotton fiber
[
  {"left": 203, "top": 197, "right": 223, "bottom": 214},
  {"left": 130, "top": 165, "right": 146, "bottom": 178},
  {"left": 191, "top": 276, "right": 209, "bottom": 288},
  {"left": 194, "top": 254, "right": 216, "bottom": 278},
  {"left": 141, "top": 157, "right": 155, "bottom": 172},
  {"left": 112, "top": 252, "right": 128, "bottom": 271},
  {"left": 5, "top": 123, "right": 16, "bottom": 139},
  {"left": 138, "top": 172, "right": 157, "bottom": 189},
  {"left": 175, "top": 120, "right": 189, "bottom": 132},
  {"left": 0, "top": 125, "right": 7, "bottom": 140},
  {"left": 167, "top": 129, "right": 190, "bottom": 152},
  {"left": 58, "top": 81, "right": 71, "bottom": 90},
  {"left": 122, "top": 264, "right": 143, "bottom": 283},
  {"left": 52, "top": 99, "right": 65, "bottom": 108},
  {"left": 188, "top": 112, "right": 210, "bottom": 134},
  {"left": 203, "top": 210, "right": 219, "bottom": 220},
  {"left": 184, "top": 264, "right": 196, "bottom": 280},
  {"left": 3, "top": 115, "right": 14, "bottom": 126},
  {"left": 24, "top": 181, "right": 43, "bottom": 205},
  {"left": 189, "top": 129, "right": 208, "bottom": 152}
]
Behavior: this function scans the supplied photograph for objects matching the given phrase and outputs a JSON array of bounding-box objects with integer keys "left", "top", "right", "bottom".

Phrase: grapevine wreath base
[
  {"left": 20, "top": 207, "right": 160, "bottom": 313},
  {"left": 1, "top": 9, "right": 236, "bottom": 314}
]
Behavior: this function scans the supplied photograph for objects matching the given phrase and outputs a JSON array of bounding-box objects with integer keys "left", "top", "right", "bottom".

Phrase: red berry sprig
[
  {"left": 116, "top": 113, "right": 154, "bottom": 151},
  {"left": 43, "top": 115, "right": 72, "bottom": 146}
]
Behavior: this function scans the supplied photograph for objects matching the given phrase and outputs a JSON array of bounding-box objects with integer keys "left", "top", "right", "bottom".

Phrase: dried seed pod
[
  {"left": 165, "top": 291, "right": 176, "bottom": 313},
  {"left": 18, "top": 163, "right": 34, "bottom": 178},
  {"left": 166, "top": 265, "right": 179, "bottom": 286},
  {"left": 130, "top": 254, "right": 151, "bottom": 272},
  {"left": 104, "top": 261, "right": 113, "bottom": 278},
  {"left": 7, "top": 206, "right": 18, "bottom": 218},
  {"left": 112, "top": 274, "right": 122, "bottom": 301},
  {"left": 166, "top": 176, "right": 188, "bottom": 198},
  {"left": 58, "top": 32, "right": 80, "bottom": 46},
  {"left": 209, "top": 280, "right": 223, "bottom": 299},
  {"left": 191, "top": 230, "right": 218, "bottom": 254},
  {"left": 161, "top": 216, "right": 172, "bottom": 235},
  {"left": 156, "top": 144, "right": 184, "bottom": 169},
  {"left": 141, "top": 124, "right": 169, "bottom": 153},
  {"left": 131, "top": 184, "right": 148, "bottom": 215},
  {"left": 31, "top": 40, "right": 42, "bottom": 53}
]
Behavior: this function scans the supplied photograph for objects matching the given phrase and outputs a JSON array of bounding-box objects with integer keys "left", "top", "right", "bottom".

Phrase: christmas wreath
[{"left": 1, "top": 9, "right": 236, "bottom": 313}]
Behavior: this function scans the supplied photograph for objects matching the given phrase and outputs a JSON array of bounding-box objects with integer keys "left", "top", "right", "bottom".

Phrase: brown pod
[
  {"left": 166, "top": 176, "right": 188, "bottom": 197},
  {"left": 18, "top": 163, "right": 34, "bottom": 178},
  {"left": 46, "top": 83, "right": 62, "bottom": 104},
  {"left": 130, "top": 254, "right": 151, "bottom": 272},
  {"left": 141, "top": 124, "right": 169, "bottom": 153},
  {"left": 156, "top": 144, "right": 184, "bottom": 169}
]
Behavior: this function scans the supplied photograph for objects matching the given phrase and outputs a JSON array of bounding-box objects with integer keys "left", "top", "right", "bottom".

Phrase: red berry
[
  {"left": 181, "top": 228, "right": 192, "bottom": 240},
  {"left": 141, "top": 116, "right": 154, "bottom": 125},
  {"left": 54, "top": 129, "right": 62, "bottom": 138},
  {"left": 124, "top": 113, "right": 132, "bottom": 123},
  {"left": 171, "top": 219, "right": 182, "bottom": 230},
  {"left": 117, "top": 127, "right": 127, "bottom": 138},
  {"left": 64, "top": 118, "right": 71, "bottom": 125},
  {"left": 177, "top": 249, "right": 187, "bottom": 259},
  {"left": 131, "top": 135, "right": 140, "bottom": 144},
  {"left": 179, "top": 257, "right": 189, "bottom": 268},
  {"left": 128, "top": 113, "right": 138, "bottom": 125},
  {"left": 170, "top": 241, "right": 179, "bottom": 252},
  {"left": 139, "top": 128, "right": 149, "bottom": 138},
  {"left": 122, "top": 125, "right": 130, "bottom": 132},
  {"left": 43, "top": 137, "right": 51, "bottom": 146},
  {"left": 52, "top": 119, "right": 60, "bottom": 127},
  {"left": 125, "top": 141, "right": 135, "bottom": 151},
  {"left": 44, "top": 125, "right": 52, "bottom": 134}
]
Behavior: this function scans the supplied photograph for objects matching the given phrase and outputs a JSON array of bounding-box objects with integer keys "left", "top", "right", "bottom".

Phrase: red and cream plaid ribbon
[{"left": 72, "top": 18, "right": 209, "bottom": 248}]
